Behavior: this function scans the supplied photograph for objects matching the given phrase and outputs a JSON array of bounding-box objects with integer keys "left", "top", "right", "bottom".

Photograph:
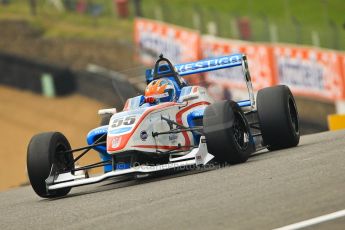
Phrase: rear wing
[
  {"left": 145, "top": 53, "right": 255, "bottom": 107},
  {"left": 175, "top": 54, "right": 243, "bottom": 76}
]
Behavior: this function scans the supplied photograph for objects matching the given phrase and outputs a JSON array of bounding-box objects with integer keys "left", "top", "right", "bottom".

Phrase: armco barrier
[
  {"left": 0, "top": 52, "right": 138, "bottom": 108},
  {"left": 73, "top": 69, "right": 138, "bottom": 108},
  {"left": 0, "top": 52, "right": 75, "bottom": 95}
]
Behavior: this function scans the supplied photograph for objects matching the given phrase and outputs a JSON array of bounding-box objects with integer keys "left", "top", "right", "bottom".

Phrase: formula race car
[{"left": 27, "top": 54, "right": 300, "bottom": 198}]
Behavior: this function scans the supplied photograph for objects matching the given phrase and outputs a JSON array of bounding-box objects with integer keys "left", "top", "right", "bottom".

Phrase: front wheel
[
  {"left": 257, "top": 85, "right": 300, "bottom": 150},
  {"left": 203, "top": 100, "right": 254, "bottom": 164},
  {"left": 27, "top": 132, "right": 74, "bottom": 198}
]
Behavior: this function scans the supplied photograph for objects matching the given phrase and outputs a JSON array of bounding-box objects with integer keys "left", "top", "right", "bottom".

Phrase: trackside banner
[
  {"left": 341, "top": 54, "right": 345, "bottom": 99},
  {"left": 201, "top": 36, "right": 275, "bottom": 90},
  {"left": 201, "top": 37, "right": 345, "bottom": 101},
  {"left": 134, "top": 18, "right": 345, "bottom": 101},
  {"left": 134, "top": 18, "right": 201, "bottom": 65},
  {"left": 273, "top": 46, "right": 345, "bottom": 101}
]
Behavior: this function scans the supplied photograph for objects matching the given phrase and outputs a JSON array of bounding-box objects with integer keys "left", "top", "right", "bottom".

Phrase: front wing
[{"left": 47, "top": 137, "right": 214, "bottom": 191}]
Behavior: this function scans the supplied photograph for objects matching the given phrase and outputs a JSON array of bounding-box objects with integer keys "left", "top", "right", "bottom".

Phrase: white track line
[{"left": 273, "top": 209, "right": 345, "bottom": 230}]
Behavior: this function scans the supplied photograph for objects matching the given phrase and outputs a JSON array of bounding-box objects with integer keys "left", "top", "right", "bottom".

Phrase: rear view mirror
[{"left": 98, "top": 108, "right": 117, "bottom": 116}]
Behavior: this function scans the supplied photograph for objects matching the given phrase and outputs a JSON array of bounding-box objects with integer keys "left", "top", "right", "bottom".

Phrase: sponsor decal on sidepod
[
  {"left": 111, "top": 136, "right": 122, "bottom": 148},
  {"left": 140, "top": 130, "right": 148, "bottom": 141}
]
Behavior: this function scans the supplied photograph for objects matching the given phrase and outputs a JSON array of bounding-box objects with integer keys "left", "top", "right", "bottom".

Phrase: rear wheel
[
  {"left": 27, "top": 132, "right": 74, "bottom": 198},
  {"left": 203, "top": 100, "right": 254, "bottom": 164},
  {"left": 257, "top": 85, "right": 300, "bottom": 150}
]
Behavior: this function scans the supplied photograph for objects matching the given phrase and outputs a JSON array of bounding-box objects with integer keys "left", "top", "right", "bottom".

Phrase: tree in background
[
  {"left": 47, "top": 0, "right": 65, "bottom": 11},
  {"left": 1, "top": 0, "right": 10, "bottom": 5},
  {"left": 28, "top": 0, "right": 36, "bottom": 15},
  {"left": 133, "top": 0, "right": 142, "bottom": 17}
]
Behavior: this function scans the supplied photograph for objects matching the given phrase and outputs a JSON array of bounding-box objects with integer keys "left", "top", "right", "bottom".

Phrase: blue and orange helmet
[{"left": 145, "top": 78, "right": 176, "bottom": 103}]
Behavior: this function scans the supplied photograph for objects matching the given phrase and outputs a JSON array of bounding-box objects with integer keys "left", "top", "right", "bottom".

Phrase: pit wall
[{"left": 0, "top": 52, "right": 75, "bottom": 96}]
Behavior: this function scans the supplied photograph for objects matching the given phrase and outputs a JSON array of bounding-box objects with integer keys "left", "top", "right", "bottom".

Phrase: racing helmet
[{"left": 145, "top": 79, "right": 176, "bottom": 103}]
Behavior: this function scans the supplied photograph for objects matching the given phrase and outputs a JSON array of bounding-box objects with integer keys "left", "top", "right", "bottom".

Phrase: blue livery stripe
[{"left": 109, "top": 127, "right": 132, "bottom": 134}]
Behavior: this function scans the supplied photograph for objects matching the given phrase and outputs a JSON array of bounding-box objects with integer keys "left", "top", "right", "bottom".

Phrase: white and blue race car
[{"left": 27, "top": 54, "right": 300, "bottom": 198}]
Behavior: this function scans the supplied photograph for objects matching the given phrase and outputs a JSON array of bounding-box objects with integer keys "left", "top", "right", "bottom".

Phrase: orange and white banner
[
  {"left": 340, "top": 54, "right": 345, "bottom": 99},
  {"left": 134, "top": 18, "right": 201, "bottom": 65},
  {"left": 201, "top": 36, "right": 345, "bottom": 101},
  {"left": 273, "top": 46, "right": 345, "bottom": 101},
  {"left": 134, "top": 18, "right": 345, "bottom": 101},
  {"left": 201, "top": 36, "right": 274, "bottom": 91}
]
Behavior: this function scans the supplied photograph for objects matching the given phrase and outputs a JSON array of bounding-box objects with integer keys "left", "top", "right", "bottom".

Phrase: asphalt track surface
[{"left": 1, "top": 130, "right": 344, "bottom": 230}]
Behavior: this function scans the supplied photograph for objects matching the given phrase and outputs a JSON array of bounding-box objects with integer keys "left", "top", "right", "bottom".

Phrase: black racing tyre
[
  {"left": 27, "top": 132, "right": 74, "bottom": 198},
  {"left": 203, "top": 100, "right": 254, "bottom": 164},
  {"left": 257, "top": 85, "right": 300, "bottom": 150},
  {"left": 100, "top": 114, "right": 112, "bottom": 126}
]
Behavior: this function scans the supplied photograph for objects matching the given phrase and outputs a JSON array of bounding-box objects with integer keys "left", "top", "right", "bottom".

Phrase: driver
[{"left": 145, "top": 78, "right": 176, "bottom": 104}]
